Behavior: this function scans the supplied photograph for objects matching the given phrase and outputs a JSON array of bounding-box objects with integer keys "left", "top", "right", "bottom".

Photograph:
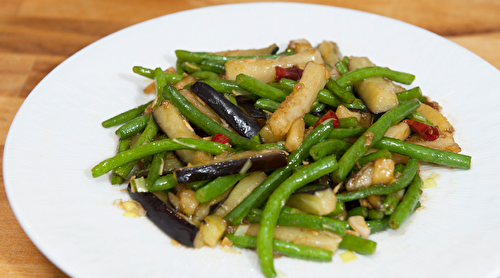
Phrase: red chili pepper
[
  {"left": 314, "top": 110, "right": 340, "bottom": 128},
  {"left": 211, "top": 133, "right": 231, "bottom": 145},
  {"left": 275, "top": 66, "right": 304, "bottom": 81},
  {"left": 405, "top": 119, "right": 439, "bottom": 141}
]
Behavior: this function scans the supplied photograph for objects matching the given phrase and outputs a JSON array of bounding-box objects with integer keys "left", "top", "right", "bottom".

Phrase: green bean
[
  {"left": 180, "top": 61, "right": 201, "bottom": 73},
  {"left": 357, "top": 149, "right": 392, "bottom": 167},
  {"left": 200, "top": 59, "right": 226, "bottom": 74},
  {"left": 327, "top": 126, "right": 367, "bottom": 139},
  {"left": 186, "top": 180, "right": 211, "bottom": 191},
  {"left": 309, "top": 100, "right": 326, "bottom": 113},
  {"left": 191, "top": 71, "right": 219, "bottom": 80},
  {"left": 336, "top": 66, "right": 415, "bottom": 87},
  {"left": 102, "top": 101, "right": 152, "bottom": 128},
  {"left": 325, "top": 201, "right": 345, "bottom": 217},
  {"left": 367, "top": 209, "right": 385, "bottom": 220},
  {"left": 309, "top": 139, "right": 352, "bottom": 161},
  {"left": 225, "top": 234, "right": 333, "bottom": 262},
  {"left": 92, "top": 138, "right": 232, "bottom": 178},
  {"left": 110, "top": 138, "right": 131, "bottom": 185},
  {"left": 162, "top": 84, "right": 258, "bottom": 150},
  {"left": 148, "top": 174, "right": 177, "bottom": 191},
  {"left": 303, "top": 114, "right": 359, "bottom": 128},
  {"left": 257, "top": 156, "right": 339, "bottom": 278},
  {"left": 254, "top": 98, "right": 280, "bottom": 112},
  {"left": 366, "top": 217, "right": 390, "bottom": 233},
  {"left": 406, "top": 111, "right": 434, "bottom": 126},
  {"left": 235, "top": 74, "right": 289, "bottom": 102},
  {"left": 132, "top": 66, "right": 183, "bottom": 82},
  {"left": 380, "top": 194, "right": 400, "bottom": 215},
  {"left": 198, "top": 79, "right": 249, "bottom": 95},
  {"left": 331, "top": 99, "right": 420, "bottom": 183},
  {"left": 175, "top": 60, "right": 186, "bottom": 75},
  {"left": 325, "top": 77, "right": 356, "bottom": 103},
  {"left": 195, "top": 174, "right": 246, "bottom": 203},
  {"left": 394, "top": 163, "right": 405, "bottom": 175},
  {"left": 248, "top": 208, "right": 346, "bottom": 236},
  {"left": 224, "top": 120, "right": 334, "bottom": 225},
  {"left": 113, "top": 116, "right": 159, "bottom": 178},
  {"left": 389, "top": 174, "right": 423, "bottom": 229},
  {"left": 335, "top": 60, "right": 348, "bottom": 75},
  {"left": 175, "top": 50, "right": 282, "bottom": 64},
  {"left": 253, "top": 142, "right": 286, "bottom": 152},
  {"left": 339, "top": 234, "right": 377, "bottom": 255},
  {"left": 336, "top": 158, "right": 419, "bottom": 202},
  {"left": 374, "top": 137, "right": 471, "bottom": 169},
  {"left": 115, "top": 114, "right": 151, "bottom": 139},
  {"left": 396, "top": 87, "right": 422, "bottom": 102},
  {"left": 145, "top": 150, "right": 167, "bottom": 189},
  {"left": 347, "top": 206, "right": 368, "bottom": 218},
  {"left": 351, "top": 148, "right": 393, "bottom": 173}
]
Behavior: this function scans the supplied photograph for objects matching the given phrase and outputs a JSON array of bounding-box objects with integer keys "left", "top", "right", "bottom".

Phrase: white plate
[{"left": 4, "top": 2, "right": 500, "bottom": 278}]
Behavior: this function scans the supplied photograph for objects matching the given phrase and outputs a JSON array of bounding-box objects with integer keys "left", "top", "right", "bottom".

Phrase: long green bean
[
  {"left": 389, "top": 174, "right": 423, "bottom": 229},
  {"left": 336, "top": 158, "right": 419, "bottom": 202},
  {"left": 331, "top": 100, "right": 420, "bottom": 183},
  {"left": 113, "top": 116, "right": 159, "bottom": 178},
  {"left": 248, "top": 208, "right": 346, "bottom": 236},
  {"left": 339, "top": 234, "right": 377, "bottom": 255},
  {"left": 257, "top": 156, "right": 339, "bottom": 278},
  {"left": 374, "top": 137, "right": 471, "bottom": 169},
  {"left": 336, "top": 66, "right": 415, "bottom": 87},
  {"left": 226, "top": 234, "right": 333, "bottom": 262},
  {"left": 110, "top": 138, "right": 130, "bottom": 185},
  {"left": 224, "top": 120, "right": 334, "bottom": 225},
  {"left": 235, "top": 74, "right": 289, "bottom": 102},
  {"left": 102, "top": 101, "right": 152, "bottom": 128},
  {"left": 195, "top": 174, "right": 246, "bottom": 203},
  {"left": 92, "top": 138, "right": 232, "bottom": 178},
  {"left": 115, "top": 114, "right": 151, "bottom": 139},
  {"left": 175, "top": 50, "right": 281, "bottom": 64}
]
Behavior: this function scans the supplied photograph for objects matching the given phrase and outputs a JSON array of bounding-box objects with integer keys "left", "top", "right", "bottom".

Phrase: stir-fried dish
[{"left": 92, "top": 39, "right": 471, "bottom": 278}]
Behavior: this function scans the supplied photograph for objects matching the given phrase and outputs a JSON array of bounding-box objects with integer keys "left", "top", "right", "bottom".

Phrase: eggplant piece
[
  {"left": 236, "top": 96, "right": 267, "bottom": 128},
  {"left": 128, "top": 185, "right": 199, "bottom": 247},
  {"left": 191, "top": 82, "right": 261, "bottom": 139},
  {"left": 152, "top": 100, "right": 213, "bottom": 165},
  {"left": 174, "top": 149, "right": 288, "bottom": 184}
]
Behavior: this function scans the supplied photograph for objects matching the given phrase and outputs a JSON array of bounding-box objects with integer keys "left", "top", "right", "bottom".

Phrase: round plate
[{"left": 4, "top": 3, "right": 500, "bottom": 278}]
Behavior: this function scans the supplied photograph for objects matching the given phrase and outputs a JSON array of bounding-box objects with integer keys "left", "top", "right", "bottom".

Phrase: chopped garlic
[
  {"left": 423, "top": 178, "right": 437, "bottom": 189},
  {"left": 348, "top": 216, "right": 371, "bottom": 239},
  {"left": 220, "top": 247, "right": 241, "bottom": 254},
  {"left": 122, "top": 211, "right": 138, "bottom": 218},
  {"left": 340, "top": 251, "right": 357, "bottom": 262}
]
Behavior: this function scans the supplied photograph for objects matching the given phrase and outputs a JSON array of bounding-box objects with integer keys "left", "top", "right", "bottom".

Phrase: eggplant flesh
[
  {"left": 236, "top": 96, "right": 267, "bottom": 128},
  {"left": 191, "top": 82, "right": 261, "bottom": 139},
  {"left": 174, "top": 149, "right": 288, "bottom": 184},
  {"left": 128, "top": 184, "right": 199, "bottom": 247}
]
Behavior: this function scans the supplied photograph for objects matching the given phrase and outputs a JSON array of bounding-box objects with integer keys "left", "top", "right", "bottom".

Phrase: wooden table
[{"left": 1, "top": 0, "right": 499, "bottom": 276}]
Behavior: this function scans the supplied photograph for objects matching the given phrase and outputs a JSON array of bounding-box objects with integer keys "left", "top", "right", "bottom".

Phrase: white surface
[{"left": 3, "top": 2, "right": 500, "bottom": 278}]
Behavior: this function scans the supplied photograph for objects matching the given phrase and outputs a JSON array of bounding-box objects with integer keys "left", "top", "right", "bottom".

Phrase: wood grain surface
[{"left": 1, "top": 0, "right": 499, "bottom": 277}]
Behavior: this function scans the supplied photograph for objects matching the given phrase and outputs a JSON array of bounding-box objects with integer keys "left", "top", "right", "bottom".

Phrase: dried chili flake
[
  {"left": 275, "top": 66, "right": 303, "bottom": 81},
  {"left": 211, "top": 133, "right": 231, "bottom": 146},
  {"left": 314, "top": 110, "right": 340, "bottom": 128},
  {"left": 405, "top": 119, "right": 439, "bottom": 141}
]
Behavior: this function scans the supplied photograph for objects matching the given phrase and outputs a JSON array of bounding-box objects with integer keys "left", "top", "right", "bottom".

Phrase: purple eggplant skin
[
  {"left": 174, "top": 150, "right": 288, "bottom": 184},
  {"left": 127, "top": 185, "right": 199, "bottom": 247},
  {"left": 190, "top": 82, "right": 261, "bottom": 139},
  {"left": 236, "top": 96, "right": 267, "bottom": 128}
]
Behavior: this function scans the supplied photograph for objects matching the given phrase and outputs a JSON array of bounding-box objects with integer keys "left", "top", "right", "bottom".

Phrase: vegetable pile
[{"left": 92, "top": 39, "right": 471, "bottom": 277}]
